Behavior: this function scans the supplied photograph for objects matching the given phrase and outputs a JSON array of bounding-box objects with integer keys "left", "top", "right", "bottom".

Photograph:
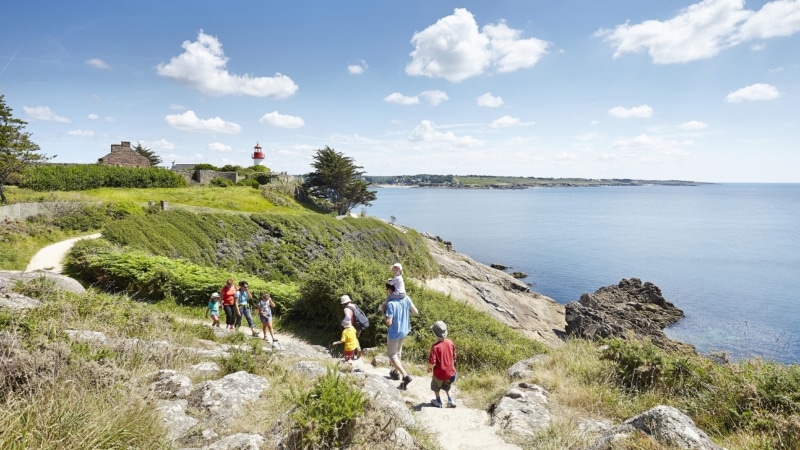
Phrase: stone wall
[{"left": 172, "top": 170, "right": 239, "bottom": 185}]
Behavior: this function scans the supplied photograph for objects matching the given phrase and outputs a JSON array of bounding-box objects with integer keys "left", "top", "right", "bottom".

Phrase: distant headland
[{"left": 365, "top": 175, "right": 707, "bottom": 189}]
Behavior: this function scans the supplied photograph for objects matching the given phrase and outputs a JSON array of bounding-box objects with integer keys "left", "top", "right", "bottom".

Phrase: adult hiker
[
  {"left": 384, "top": 288, "right": 419, "bottom": 390},
  {"left": 234, "top": 280, "right": 258, "bottom": 337},
  {"left": 220, "top": 278, "right": 238, "bottom": 330}
]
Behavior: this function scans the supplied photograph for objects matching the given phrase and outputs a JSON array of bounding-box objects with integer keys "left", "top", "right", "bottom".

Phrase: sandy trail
[{"left": 25, "top": 233, "right": 102, "bottom": 273}]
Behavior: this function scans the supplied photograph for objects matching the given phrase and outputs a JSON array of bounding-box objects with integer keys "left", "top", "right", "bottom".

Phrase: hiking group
[
  {"left": 205, "top": 278, "right": 277, "bottom": 344},
  {"left": 206, "top": 263, "right": 457, "bottom": 408},
  {"left": 336, "top": 262, "right": 458, "bottom": 408}
]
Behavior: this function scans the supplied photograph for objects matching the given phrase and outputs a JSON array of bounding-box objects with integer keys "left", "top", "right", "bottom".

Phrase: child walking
[
  {"left": 427, "top": 321, "right": 457, "bottom": 408},
  {"left": 332, "top": 317, "right": 360, "bottom": 362},
  {"left": 206, "top": 292, "right": 221, "bottom": 328},
  {"left": 257, "top": 292, "right": 278, "bottom": 343}
]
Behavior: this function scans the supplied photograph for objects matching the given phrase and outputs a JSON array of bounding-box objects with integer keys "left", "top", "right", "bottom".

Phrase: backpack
[{"left": 348, "top": 304, "right": 370, "bottom": 331}]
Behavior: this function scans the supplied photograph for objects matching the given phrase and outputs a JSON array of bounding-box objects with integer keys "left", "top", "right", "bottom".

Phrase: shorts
[
  {"left": 386, "top": 337, "right": 406, "bottom": 361},
  {"left": 431, "top": 376, "right": 453, "bottom": 392},
  {"left": 343, "top": 350, "right": 355, "bottom": 361},
  {"left": 210, "top": 314, "right": 219, "bottom": 321},
  {"left": 259, "top": 314, "right": 272, "bottom": 324}
]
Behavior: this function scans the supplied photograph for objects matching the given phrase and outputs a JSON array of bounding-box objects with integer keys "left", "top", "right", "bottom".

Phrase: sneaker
[
  {"left": 252, "top": 331, "right": 259, "bottom": 337},
  {"left": 402, "top": 375, "right": 412, "bottom": 388},
  {"left": 447, "top": 399, "right": 457, "bottom": 408},
  {"left": 272, "top": 338, "right": 278, "bottom": 342},
  {"left": 431, "top": 398, "right": 443, "bottom": 408},
  {"left": 264, "top": 336, "right": 269, "bottom": 341},
  {"left": 389, "top": 370, "right": 401, "bottom": 380}
]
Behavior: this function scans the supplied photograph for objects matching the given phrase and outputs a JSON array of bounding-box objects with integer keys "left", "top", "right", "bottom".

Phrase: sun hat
[
  {"left": 431, "top": 321, "right": 448, "bottom": 338},
  {"left": 340, "top": 295, "right": 352, "bottom": 305},
  {"left": 391, "top": 263, "right": 403, "bottom": 273},
  {"left": 211, "top": 292, "right": 220, "bottom": 298},
  {"left": 342, "top": 317, "right": 352, "bottom": 326}
]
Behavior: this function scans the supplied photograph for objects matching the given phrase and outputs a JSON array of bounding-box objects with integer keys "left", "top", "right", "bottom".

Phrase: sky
[{"left": 1, "top": 1, "right": 799, "bottom": 183}]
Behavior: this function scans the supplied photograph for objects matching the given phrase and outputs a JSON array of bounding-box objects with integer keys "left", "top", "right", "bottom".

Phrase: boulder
[
  {"left": 564, "top": 278, "right": 692, "bottom": 351},
  {"left": 0, "top": 270, "right": 86, "bottom": 295},
  {"left": 506, "top": 356, "right": 544, "bottom": 380},
  {"left": 491, "top": 382, "right": 552, "bottom": 437},
  {"left": 287, "top": 361, "right": 328, "bottom": 379},
  {"left": 360, "top": 373, "right": 415, "bottom": 427},
  {"left": 588, "top": 405, "right": 724, "bottom": 450},
  {"left": 150, "top": 369, "right": 193, "bottom": 399},
  {"left": 156, "top": 399, "right": 198, "bottom": 442},
  {"left": 187, "top": 371, "right": 269, "bottom": 426}
]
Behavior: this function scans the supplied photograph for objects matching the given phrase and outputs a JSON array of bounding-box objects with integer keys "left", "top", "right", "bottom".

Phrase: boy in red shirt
[{"left": 427, "top": 321, "right": 457, "bottom": 408}]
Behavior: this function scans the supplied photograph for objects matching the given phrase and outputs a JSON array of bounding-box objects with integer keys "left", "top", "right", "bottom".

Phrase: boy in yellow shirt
[{"left": 332, "top": 317, "right": 360, "bottom": 362}]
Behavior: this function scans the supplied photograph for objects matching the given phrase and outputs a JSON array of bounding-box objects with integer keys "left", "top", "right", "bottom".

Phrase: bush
[
  {"left": 237, "top": 178, "right": 260, "bottom": 189},
  {"left": 19, "top": 164, "right": 186, "bottom": 191},
  {"left": 290, "top": 369, "right": 365, "bottom": 449},
  {"left": 210, "top": 177, "right": 234, "bottom": 187}
]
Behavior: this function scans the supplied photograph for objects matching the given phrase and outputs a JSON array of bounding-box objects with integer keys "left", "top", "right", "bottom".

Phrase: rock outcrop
[
  {"left": 564, "top": 278, "right": 691, "bottom": 351},
  {"left": 420, "top": 233, "right": 565, "bottom": 347}
]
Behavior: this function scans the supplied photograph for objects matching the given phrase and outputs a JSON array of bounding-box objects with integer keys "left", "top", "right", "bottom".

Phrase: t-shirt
[
  {"left": 207, "top": 300, "right": 220, "bottom": 316},
  {"left": 386, "top": 275, "right": 406, "bottom": 300},
  {"left": 428, "top": 338, "right": 456, "bottom": 381},
  {"left": 235, "top": 289, "right": 250, "bottom": 306},
  {"left": 340, "top": 326, "right": 359, "bottom": 352},
  {"left": 258, "top": 299, "right": 272, "bottom": 318},
  {"left": 220, "top": 285, "right": 237, "bottom": 306},
  {"left": 386, "top": 296, "right": 415, "bottom": 340}
]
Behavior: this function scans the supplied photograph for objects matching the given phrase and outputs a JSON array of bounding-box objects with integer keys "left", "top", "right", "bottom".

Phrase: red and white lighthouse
[{"left": 252, "top": 143, "right": 265, "bottom": 166}]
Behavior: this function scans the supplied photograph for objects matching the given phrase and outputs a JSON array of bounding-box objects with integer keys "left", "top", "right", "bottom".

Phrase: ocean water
[{"left": 364, "top": 184, "right": 800, "bottom": 364}]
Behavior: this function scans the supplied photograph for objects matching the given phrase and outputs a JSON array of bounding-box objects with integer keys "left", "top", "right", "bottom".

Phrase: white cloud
[
  {"left": 87, "top": 113, "right": 99, "bottom": 120},
  {"left": 169, "top": 103, "right": 187, "bottom": 110},
  {"left": 591, "top": 120, "right": 600, "bottom": 126},
  {"left": 420, "top": 90, "right": 449, "bottom": 106},
  {"left": 208, "top": 142, "right": 233, "bottom": 152},
  {"left": 104, "top": 116, "right": 116, "bottom": 122},
  {"left": 490, "top": 116, "right": 526, "bottom": 128},
  {"left": 610, "top": 134, "right": 691, "bottom": 159},
  {"left": 477, "top": 92, "right": 503, "bottom": 107},
  {"left": 384, "top": 93, "right": 420, "bottom": 105},
  {"left": 554, "top": 152, "right": 578, "bottom": 161},
  {"left": 141, "top": 139, "right": 175, "bottom": 151},
  {"left": 406, "top": 8, "right": 549, "bottom": 82},
  {"left": 156, "top": 30, "right": 299, "bottom": 98},
  {"left": 596, "top": 0, "right": 800, "bottom": 64},
  {"left": 67, "top": 129, "right": 95, "bottom": 137},
  {"left": 750, "top": 42, "right": 766, "bottom": 51},
  {"left": 259, "top": 111, "right": 305, "bottom": 129},
  {"left": 164, "top": 110, "right": 241, "bottom": 134},
  {"left": 725, "top": 83, "right": 780, "bottom": 102},
  {"left": 23, "top": 106, "right": 70, "bottom": 122},
  {"left": 608, "top": 104, "right": 654, "bottom": 118},
  {"left": 680, "top": 120, "right": 709, "bottom": 129},
  {"left": 85, "top": 58, "right": 110, "bottom": 69},
  {"left": 409, "top": 120, "right": 482, "bottom": 146},
  {"left": 348, "top": 60, "right": 368, "bottom": 74}
]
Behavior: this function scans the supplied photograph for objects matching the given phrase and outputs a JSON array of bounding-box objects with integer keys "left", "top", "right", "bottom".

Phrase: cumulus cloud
[
  {"left": 680, "top": 120, "right": 709, "bottom": 129},
  {"left": 208, "top": 142, "right": 232, "bottom": 152},
  {"left": 409, "top": 120, "right": 482, "bottom": 146},
  {"left": 67, "top": 129, "right": 95, "bottom": 137},
  {"left": 490, "top": 116, "right": 532, "bottom": 128},
  {"left": 608, "top": 104, "right": 654, "bottom": 118},
  {"left": 596, "top": 0, "right": 800, "bottom": 64},
  {"left": 87, "top": 113, "right": 99, "bottom": 120},
  {"left": 477, "top": 93, "right": 504, "bottom": 107},
  {"left": 164, "top": 110, "right": 241, "bottom": 134},
  {"left": 85, "top": 58, "right": 110, "bottom": 69},
  {"left": 406, "top": 8, "right": 549, "bottom": 82},
  {"left": 141, "top": 139, "right": 175, "bottom": 151},
  {"left": 384, "top": 93, "right": 420, "bottom": 105},
  {"left": 725, "top": 83, "right": 780, "bottom": 102},
  {"left": 23, "top": 106, "right": 70, "bottom": 122},
  {"left": 156, "top": 30, "right": 299, "bottom": 98},
  {"left": 419, "top": 90, "right": 449, "bottom": 106},
  {"left": 348, "top": 60, "right": 368, "bottom": 74},
  {"left": 259, "top": 111, "right": 305, "bottom": 129}
]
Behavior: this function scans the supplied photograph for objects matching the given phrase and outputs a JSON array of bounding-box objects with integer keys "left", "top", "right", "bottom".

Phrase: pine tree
[
  {"left": 303, "top": 146, "right": 376, "bottom": 215},
  {"left": 0, "top": 94, "right": 51, "bottom": 204}
]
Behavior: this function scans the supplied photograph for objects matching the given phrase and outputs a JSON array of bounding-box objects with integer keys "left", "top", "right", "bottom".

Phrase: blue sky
[{"left": 2, "top": 0, "right": 798, "bottom": 182}]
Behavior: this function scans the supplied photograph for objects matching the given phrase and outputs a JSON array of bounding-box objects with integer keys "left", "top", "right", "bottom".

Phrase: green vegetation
[
  {"left": 18, "top": 164, "right": 186, "bottom": 191},
  {"left": 303, "top": 146, "right": 377, "bottom": 215},
  {"left": 0, "top": 94, "right": 51, "bottom": 204}
]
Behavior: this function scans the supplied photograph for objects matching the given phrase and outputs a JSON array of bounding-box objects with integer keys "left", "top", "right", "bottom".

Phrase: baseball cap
[
  {"left": 211, "top": 292, "right": 220, "bottom": 298},
  {"left": 431, "top": 321, "right": 448, "bottom": 338}
]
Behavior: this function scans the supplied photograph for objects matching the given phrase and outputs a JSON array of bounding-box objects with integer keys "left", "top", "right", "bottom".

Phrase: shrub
[
  {"left": 237, "top": 178, "right": 260, "bottom": 189},
  {"left": 289, "top": 369, "right": 365, "bottom": 449},
  {"left": 19, "top": 164, "right": 186, "bottom": 191},
  {"left": 210, "top": 177, "right": 234, "bottom": 187}
]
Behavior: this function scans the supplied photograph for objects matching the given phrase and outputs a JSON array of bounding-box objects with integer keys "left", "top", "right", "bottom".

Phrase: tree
[
  {"left": 133, "top": 142, "right": 162, "bottom": 166},
  {"left": 303, "top": 146, "right": 376, "bottom": 215},
  {"left": 0, "top": 94, "right": 51, "bottom": 204}
]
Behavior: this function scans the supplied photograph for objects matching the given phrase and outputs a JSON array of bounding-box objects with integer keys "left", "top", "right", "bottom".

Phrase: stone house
[{"left": 98, "top": 141, "right": 151, "bottom": 168}]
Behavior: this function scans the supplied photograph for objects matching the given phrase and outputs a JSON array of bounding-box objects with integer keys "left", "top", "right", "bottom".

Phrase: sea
[{"left": 363, "top": 183, "right": 800, "bottom": 364}]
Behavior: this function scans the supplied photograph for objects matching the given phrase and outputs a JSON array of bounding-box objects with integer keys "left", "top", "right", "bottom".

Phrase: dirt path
[{"left": 28, "top": 234, "right": 521, "bottom": 450}]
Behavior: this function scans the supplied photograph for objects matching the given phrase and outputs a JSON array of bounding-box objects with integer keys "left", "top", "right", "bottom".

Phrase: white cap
[
  {"left": 340, "top": 295, "right": 352, "bottom": 304},
  {"left": 211, "top": 292, "right": 220, "bottom": 298},
  {"left": 391, "top": 263, "right": 403, "bottom": 273}
]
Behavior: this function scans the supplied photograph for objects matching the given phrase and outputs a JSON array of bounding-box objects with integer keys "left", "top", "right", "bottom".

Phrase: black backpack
[{"left": 348, "top": 304, "right": 370, "bottom": 331}]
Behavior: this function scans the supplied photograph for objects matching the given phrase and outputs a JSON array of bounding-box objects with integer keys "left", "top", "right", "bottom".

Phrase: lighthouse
[{"left": 252, "top": 143, "right": 265, "bottom": 166}]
